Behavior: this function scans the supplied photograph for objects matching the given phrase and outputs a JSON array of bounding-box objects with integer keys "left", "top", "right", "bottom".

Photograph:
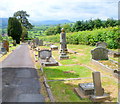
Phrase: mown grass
[
  {"left": 47, "top": 76, "right": 118, "bottom": 102},
  {"left": 44, "top": 65, "right": 92, "bottom": 80},
  {"left": 48, "top": 81, "right": 91, "bottom": 102}
]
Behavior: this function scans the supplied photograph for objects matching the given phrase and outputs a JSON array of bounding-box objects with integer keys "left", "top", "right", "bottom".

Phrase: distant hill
[
  {"left": 31, "top": 19, "right": 73, "bottom": 26},
  {"left": 0, "top": 18, "right": 73, "bottom": 28},
  {"left": 0, "top": 18, "right": 8, "bottom": 28}
]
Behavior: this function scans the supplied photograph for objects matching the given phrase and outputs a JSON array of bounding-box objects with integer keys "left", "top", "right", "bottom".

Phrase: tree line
[{"left": 45, "top": 18, "right": 118, "bottom": 36}]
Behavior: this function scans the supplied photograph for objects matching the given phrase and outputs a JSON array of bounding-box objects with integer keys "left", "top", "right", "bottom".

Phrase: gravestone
[
  {"left": 60, "top": 28, "right": 67, "bottom": 53},
  {"left": 38, "top": 49, "right": 58, "bottom": 66},
  {"left": 50, "top": 45, "right": 58, "bottom": 50},
  {"left": 78, "top": 83, "right": 94, "bottom": 96},
  {"left": 90, "top": 72, "right": 110, "bottom": 102},
  {"left": 31, "top": 39, "right": 36, "bottom": 49},
  {"left": 0, "top": 47, "right": 7, "bottom": 55},
  {"left": 75, "top": 71, "right": 110, "bottom": 102},
  {"left": 92, "top": 72, "right": 104, "bottom": 96},
  {"left": 91, "top": 47, "right": 109, "bottom": 60},
  {"left": 96, "top": 42, "right": 107, "bottom": 48},
  {"left": 59, "top": 28, "right": 69, "bottom": 60},
  {"left": 28, "top": 40, "right": 31, "bottom": 45},
  {"left": 38, "top": 40, "right": 43, "bottom": 46},
  {"left": 38, "top": 50, "right": 52, "bottom": 59},
  {"left": 35, "top": 38, "right": 39, "bottom": 46},
  {"left": 2, "top": 40, "right": 9, "bottom": 52}
]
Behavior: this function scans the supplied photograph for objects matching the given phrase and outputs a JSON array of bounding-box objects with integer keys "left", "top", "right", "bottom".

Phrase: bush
[{"left": 39, "top": 27, "right": 119, "bottom": 49}]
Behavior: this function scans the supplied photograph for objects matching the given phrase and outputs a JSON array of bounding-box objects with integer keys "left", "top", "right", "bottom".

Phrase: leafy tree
[
  {"left": 13, "top": 10, "right": 33, "bottom": 30},
  {"left": 105, "top": 18, "right": 118, "bottom": 27},
  {"left": 7, "top": 17, "right": 22, "bottom": 44},
  {"left": 21, "top": 26, "right": 28, "bottom": 41},
  {"left": 93, "top": 19, "right": 102, "bottom": 29},
  {"left": 55, "top": 24, "right": 61, "bottom": 34},
  {"left": 45, "top": 27, "right": 56, "bottom": 35},
  {"left": 72, "top": 21, "right": 82, "bottom": 32},
  {"left": 62, "top": 24, "right": 71, "bottom": 32}
]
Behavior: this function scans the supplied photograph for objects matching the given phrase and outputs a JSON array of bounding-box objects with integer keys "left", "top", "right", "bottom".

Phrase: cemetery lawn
[
  {"left": 47, "top": 76, "right": 118, "bottom": 102},
  {"left": 38, "top": 44, "right": 118, "bottom": 102},
  {"left": 47, "top": 81, "right": 91, "bottom": 102},
  {"left": 44, "top": 65, "right": 92, "bottom": 80}
]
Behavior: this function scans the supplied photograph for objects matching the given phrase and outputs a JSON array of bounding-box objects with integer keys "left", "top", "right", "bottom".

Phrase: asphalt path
[{"left": 1, "top": 43, "right": 44, "bottom": 103}]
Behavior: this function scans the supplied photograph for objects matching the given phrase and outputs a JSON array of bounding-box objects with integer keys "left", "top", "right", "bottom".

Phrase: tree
[
  {"left": 62, "top": 24, "right": 71, "bottom": 32},
  {"left": 13, "top": 10, "right": 33, "bottom": 30},
  {"left": 105, "top": 18, "right": 118, "bottom": 27},
  {"left": 7, "top": 17, "right": 22, "bottom": 44},
  {"left": 93, "top": 19, "right": 102, "bottom": 29},
  {"left": 55, "top": 24, "right": 61, "bottom": 34},
  {"left": 21, "top": 26, "right": 28, "bottom": 42},
  {"left": 45, "top": 27, "right": 56, "bottom": 36}
]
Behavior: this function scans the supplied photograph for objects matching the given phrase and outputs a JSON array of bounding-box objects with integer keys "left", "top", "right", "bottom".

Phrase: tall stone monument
[{"left": 59, "top": 28, "right": 69, "bottom": 60}]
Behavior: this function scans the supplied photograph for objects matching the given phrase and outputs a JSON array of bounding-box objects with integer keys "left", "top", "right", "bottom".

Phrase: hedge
[{"left": 39, "top": 27, "right": 119, "bottom": 49}]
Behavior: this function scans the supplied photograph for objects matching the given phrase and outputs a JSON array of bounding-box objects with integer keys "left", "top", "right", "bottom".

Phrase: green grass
[
  {"left": 44, "top": 65, "right": 92, "bottom": 80},
  {"left": 47, "top": 76, "right": 118, "bottom": 102},
  {"left": 51, "top": 44, "right": 95, "bottom": 65},
  {"left": 48, "top": 81, "right": 91, "bottom": 102}
]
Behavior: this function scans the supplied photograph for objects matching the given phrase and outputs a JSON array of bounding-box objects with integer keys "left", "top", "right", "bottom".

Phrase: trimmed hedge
[{"left": 39, "top": 27, "right": 119, "bottom": 49}]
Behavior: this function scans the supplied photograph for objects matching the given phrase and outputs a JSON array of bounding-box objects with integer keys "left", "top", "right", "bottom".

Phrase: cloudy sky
[{"left": 0, "top": 0, "right": 119, "bottom": 22}]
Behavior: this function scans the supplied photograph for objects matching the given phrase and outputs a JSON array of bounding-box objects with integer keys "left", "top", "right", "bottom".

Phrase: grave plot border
[{"left": 91, "top": 59, "right": 119, "bottom": 79}]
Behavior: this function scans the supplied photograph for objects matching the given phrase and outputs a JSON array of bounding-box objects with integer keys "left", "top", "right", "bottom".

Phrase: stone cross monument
[{"left": 59, "top": 28, "right": 69, "bottom": 60}]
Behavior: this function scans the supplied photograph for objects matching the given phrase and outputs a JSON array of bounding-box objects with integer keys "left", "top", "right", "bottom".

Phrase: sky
[{"left": 0, "top": 0, "right": 119, "bottom": 22}]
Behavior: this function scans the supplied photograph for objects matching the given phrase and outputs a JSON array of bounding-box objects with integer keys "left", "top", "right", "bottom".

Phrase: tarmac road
[{"left": 1, "top": 43, "right": 44, "bottom": 103}]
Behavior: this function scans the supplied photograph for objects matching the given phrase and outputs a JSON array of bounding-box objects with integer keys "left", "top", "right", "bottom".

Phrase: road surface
[{"left": 1, "top": 43, "right": 44, "bottom": 103}]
